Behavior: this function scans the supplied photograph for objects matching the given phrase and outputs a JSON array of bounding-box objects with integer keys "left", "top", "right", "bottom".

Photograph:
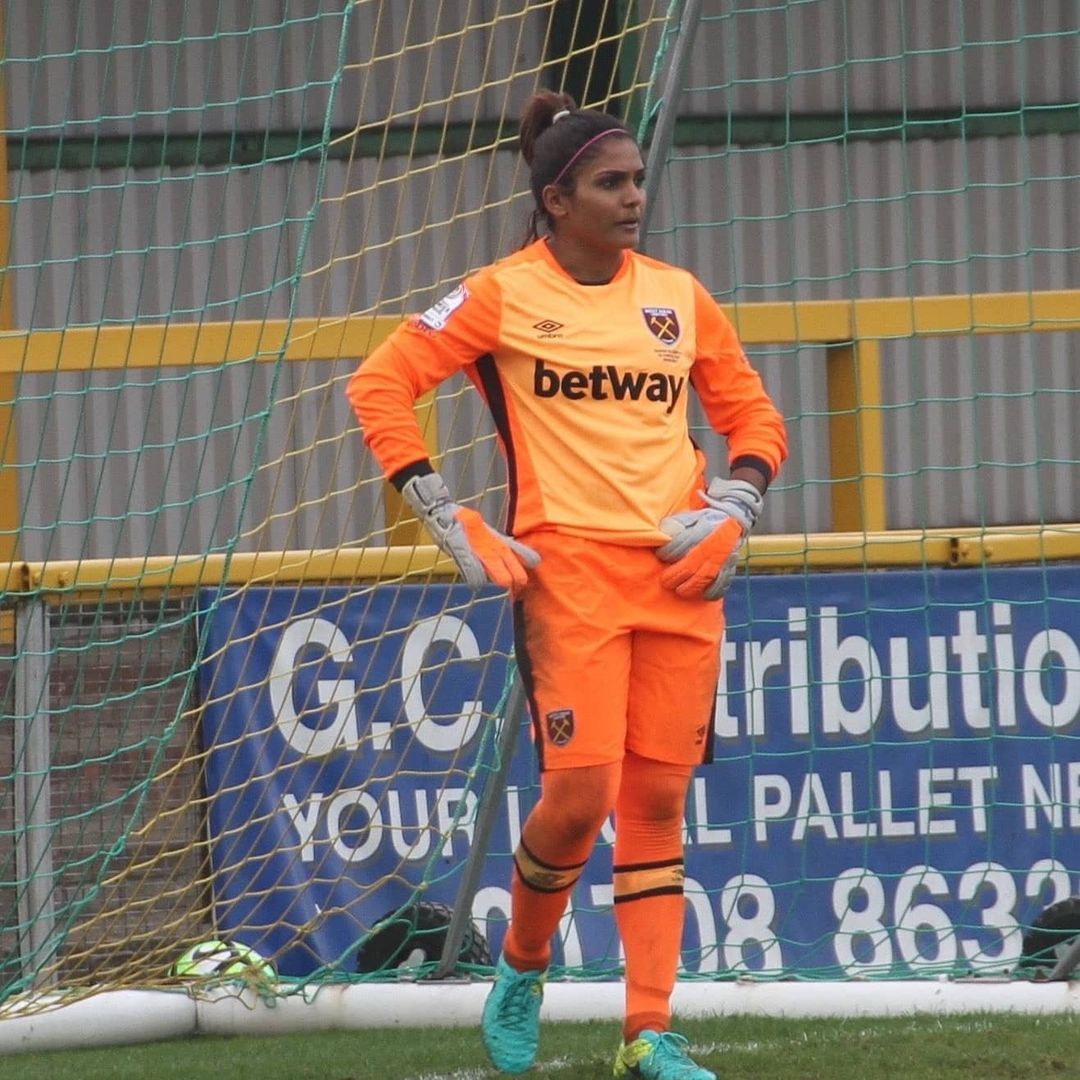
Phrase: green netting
[{"left": 1, "top": 0, "right": 1079, "bottom": 1024}]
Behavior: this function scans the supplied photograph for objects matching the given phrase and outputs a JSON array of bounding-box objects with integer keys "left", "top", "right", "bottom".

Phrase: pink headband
[{"left": 551, "top": 128, "right": 624, "bottom": 187}]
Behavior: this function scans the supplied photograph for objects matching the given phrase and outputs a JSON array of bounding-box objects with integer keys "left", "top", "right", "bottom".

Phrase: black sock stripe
[
  {"left": 519, "top": 837, "right": 588, "bottom": 873},
  {"left": 613, "top": 886, "right": 685, "bottom": 904},
  {"left": 612, "top": 856, "right": 684, "bottom": 874}
]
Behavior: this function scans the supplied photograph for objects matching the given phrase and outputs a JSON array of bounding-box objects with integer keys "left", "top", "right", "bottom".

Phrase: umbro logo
[{"left": 533, "top": 319, "right": 564, "bottom": 335}]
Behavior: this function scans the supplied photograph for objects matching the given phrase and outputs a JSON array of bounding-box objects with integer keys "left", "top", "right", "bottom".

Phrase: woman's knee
[
  {"left": 618, "top": 753, "right": 692, "bottom": 825},
  {"left": 534, "top": 763, "right": 620, "bottom": 840}
]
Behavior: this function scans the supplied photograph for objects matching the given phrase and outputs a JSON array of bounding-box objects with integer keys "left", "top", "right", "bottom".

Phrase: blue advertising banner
[{"left": 197, "top": 567, "right": 1080, "bottom": 978}]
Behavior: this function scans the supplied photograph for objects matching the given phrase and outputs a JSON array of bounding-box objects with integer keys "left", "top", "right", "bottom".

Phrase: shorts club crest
[{"left": 545, "top": 708, "right": 575, "bottom": 746}]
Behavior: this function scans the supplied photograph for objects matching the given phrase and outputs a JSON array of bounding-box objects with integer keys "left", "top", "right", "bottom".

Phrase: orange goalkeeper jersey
[{"left": 347, "top": 239, "right": 787, "bottom": 545}]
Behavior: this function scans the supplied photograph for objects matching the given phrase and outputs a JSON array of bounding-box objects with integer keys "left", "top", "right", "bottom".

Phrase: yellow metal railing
[
  {"left": 1, "top": 288, "right": 1079, "bottom": 598},
  {"left": 5, "top": 523, "right": 1080, "bottom": 602}
]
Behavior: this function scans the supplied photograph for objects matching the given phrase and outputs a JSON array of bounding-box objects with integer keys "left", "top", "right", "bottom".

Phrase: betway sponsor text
[{"left": 533, "top": 358, "right": 685, "bottom": 414}]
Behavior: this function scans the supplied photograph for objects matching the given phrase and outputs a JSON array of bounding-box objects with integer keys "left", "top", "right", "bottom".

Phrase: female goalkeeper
[{"left": 347, "top": 90, "right": 787, "bottom": 1080}]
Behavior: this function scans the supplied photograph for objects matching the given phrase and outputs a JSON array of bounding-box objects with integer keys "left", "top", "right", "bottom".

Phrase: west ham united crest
[
  {"left": 545, "top": 708, "right": 575, "bottom": 746},
  {"left": 642, "top": 306, "right": 680, "bottom": 345}
]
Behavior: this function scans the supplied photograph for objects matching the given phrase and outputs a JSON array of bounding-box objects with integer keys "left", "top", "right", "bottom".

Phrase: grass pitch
[{"left": 6, "top": 1012, "right": 1080, "bottom": 1079}]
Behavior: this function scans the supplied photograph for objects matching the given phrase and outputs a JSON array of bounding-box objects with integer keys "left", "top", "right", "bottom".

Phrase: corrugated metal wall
[
  {"left": 6, "top": 1, "right": 1079, "bottom": 559},
  {"left": 659, "top": 0, "right": 1080, "bottom": 532},
  {"left": 688, "top": 0, "right": 1080, "bottom": 113}
]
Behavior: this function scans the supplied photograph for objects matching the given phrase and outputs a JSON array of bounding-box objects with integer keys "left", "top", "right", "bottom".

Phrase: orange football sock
[
  {"left": 613, "top": 753, "right": 693, "bottom": 1043},
  {"left": 503, "top": 763, "right": 621, "bottom": 972}
]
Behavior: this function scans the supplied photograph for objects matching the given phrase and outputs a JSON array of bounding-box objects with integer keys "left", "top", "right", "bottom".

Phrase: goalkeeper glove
[
  {"left": 656, "top": 477, "right": 764, "bottom": 600},
  {"left": 401, "top": 472, "right": 540, "bottom": 591}
]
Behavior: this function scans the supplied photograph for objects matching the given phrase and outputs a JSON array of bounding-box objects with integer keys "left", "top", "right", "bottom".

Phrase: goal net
[{"left": 2, "top": 0, "right": 1080, "bottom": 1032}]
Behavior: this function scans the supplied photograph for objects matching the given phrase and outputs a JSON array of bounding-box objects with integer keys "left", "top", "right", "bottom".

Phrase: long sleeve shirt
[{"left": 348, "top": 239, "right": 788, "bottom": 546}]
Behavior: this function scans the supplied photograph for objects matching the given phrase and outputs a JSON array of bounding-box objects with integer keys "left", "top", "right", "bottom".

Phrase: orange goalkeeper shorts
[{"left": 512, "top": 531, "right": 725, "bottom": 771}]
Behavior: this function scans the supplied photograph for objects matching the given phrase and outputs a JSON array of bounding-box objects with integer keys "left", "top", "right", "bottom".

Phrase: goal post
[
  {"left": 0, "top": 0, "right": 685, "bottom": 1013},
  {"left": 2, "top": 0, "right": 1080, "bottom": 1056}
]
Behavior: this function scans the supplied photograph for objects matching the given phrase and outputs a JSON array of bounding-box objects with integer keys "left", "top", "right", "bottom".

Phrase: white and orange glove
[
  {"left": 656, "top": 477, "right": 764, "bottom": 600},
  {"left": 401, "top": 472, "right": 540, "bottom": 591}
]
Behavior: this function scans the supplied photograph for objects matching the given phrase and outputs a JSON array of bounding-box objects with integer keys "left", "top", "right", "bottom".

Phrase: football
[{"left": 171, "top": 938, "right": 276, "bottom": 980}]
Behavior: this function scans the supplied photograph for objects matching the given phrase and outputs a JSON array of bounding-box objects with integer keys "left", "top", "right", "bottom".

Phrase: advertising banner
[{"left": 197, "top": 567, "right": 1080, "bottom": 977}]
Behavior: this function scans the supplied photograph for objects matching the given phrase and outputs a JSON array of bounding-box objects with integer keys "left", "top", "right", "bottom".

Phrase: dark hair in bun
[{"left": 518, "top": 90, "right": 634, "bottom": 243}]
